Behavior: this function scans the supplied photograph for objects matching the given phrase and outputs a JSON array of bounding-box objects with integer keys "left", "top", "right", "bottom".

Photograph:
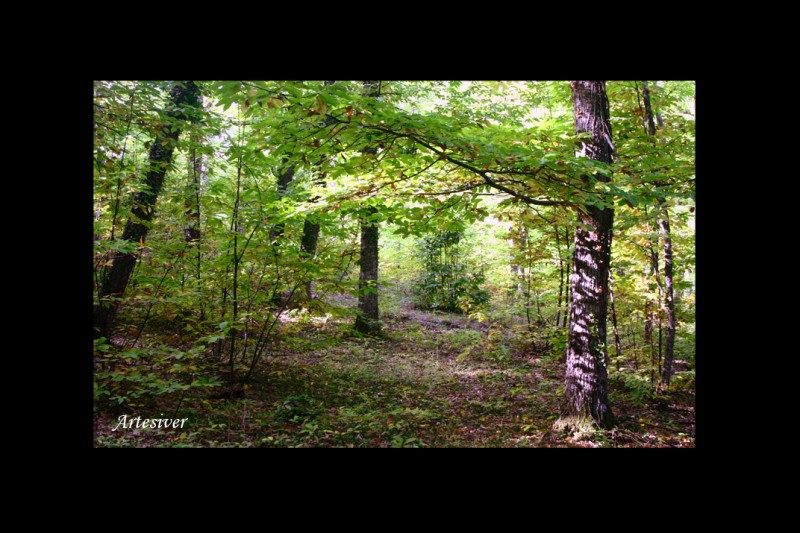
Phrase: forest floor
[{"left": 93, "top": 289, "right": 696, "bottom": 448}]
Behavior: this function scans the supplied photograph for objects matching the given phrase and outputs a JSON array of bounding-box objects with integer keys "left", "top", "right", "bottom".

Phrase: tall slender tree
[
  {"left": 94, "top": 80, "right": 202, "bottom": 339},
  {"left": 642, "top": 81, "right": 677, "bottom": 390},
  {"left": 354, "top": 80, "right": 382, "bottom": 335},
  {"left": 554, "top": 80, "right": 615, "bottom": 432},
  {"left": 300, "top": 177, "right": 324, "bottom": 299},
  {"left": 299, "top": 80, "right": 336, "bottom": 300},
  {"left": 269, "top": 159, "right": 295, "bottom": 243},
  {"left": 608, "top": 270, "right": 623, "bottom": 370},
  {"left": 183, "top": 141, "right": 204, "bottom": 245}
]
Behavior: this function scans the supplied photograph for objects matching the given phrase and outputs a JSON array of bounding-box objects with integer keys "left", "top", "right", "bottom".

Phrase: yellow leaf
[{"left": 315, "top": 95, "right": 327, "bottom": 115}]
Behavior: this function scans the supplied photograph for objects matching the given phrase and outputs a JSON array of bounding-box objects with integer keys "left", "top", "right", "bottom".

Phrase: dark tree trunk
[
  {"left": 185, "top": 138, "right": 205, "bottom": 322},
  {"left": 642, "top": 81, "right": 661, "bottom": 354},
  {"left": 267, "top": 158, "right": 296, "bottom": 307},
  {"left": 642, "top": 81, "right": 677, "bottom": 390},
  {"left": 300, "top": 213, "right": 321, "bottom": 259},
  {"left": 299, "top": 81, "right": 336, "bottom": 300},
  {"left": 644, "top": 300, "right": 654, "bottom": 344},
  {"left": 354, "top": 206, "right": 380, "bottom": 334},
  {"left": 269, "top": 160, "right": 324, "bottom": 301},
  {"left": 299, "top": 160, "right": 330, "bottom": 300},
  {"left": 354, "top": 80, "right": 382, "bottom": 335},
  {"left": 184, "top": 143, "right": 204, "bottom": 244},
  {"left": 641, "top": 81, "right": 657, "bottom": 136},
  {"left": 94, "top": 81, "right": 201, "bottom": 339},
  {"left": 554, "top": 80, "right": 615, "bottom": 432},
  {"left": 269, "top": 160, "right": 295, "bottom": 243},
  {"left": 300, "top": 217, "right": 321, "bottom": 300}
]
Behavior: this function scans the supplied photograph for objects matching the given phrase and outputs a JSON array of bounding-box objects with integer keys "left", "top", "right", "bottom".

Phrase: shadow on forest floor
[{"left": 93, "top": 292, "right": 695, "bottom": 448}]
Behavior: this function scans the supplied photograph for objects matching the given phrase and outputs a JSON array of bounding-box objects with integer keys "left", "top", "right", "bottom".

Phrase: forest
[{"left": 93, "top": 80, "right": 695, "bottom": 448}]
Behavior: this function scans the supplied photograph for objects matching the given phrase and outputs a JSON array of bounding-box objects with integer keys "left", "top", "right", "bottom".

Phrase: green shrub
[
  {"left": 93, "top": 337, "right": 221, "bottom": 411},
  {"left": 412, "top": 229, "right": 489, "bottom": 313}
]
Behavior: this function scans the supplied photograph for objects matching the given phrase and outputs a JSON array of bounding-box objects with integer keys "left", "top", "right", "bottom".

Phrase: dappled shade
[{"left": 93, "top": 80, "right": 695, "bottom": 447}]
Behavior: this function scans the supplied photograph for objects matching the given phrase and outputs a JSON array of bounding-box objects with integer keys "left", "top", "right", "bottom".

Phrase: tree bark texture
[
  {"left": 555, "top": 80, "right": 615, "bottom": 431},
  {"left": 269, "top": 161, "right": 295, "bottom": 243},
  {"left": 354, "top": 206, "right": 380, "bottom": 334},
  {"left": 94, "top": 81, "right": 201, "bottom": 339},
  {"left": 641, "top": 81, "right": 657, "bottom": 136},
  {"left": 354, "top": 80, "right": 382, "bottom": 334}
]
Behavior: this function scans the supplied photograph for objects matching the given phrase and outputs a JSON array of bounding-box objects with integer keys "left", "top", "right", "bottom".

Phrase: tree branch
[{"left": 376, "top": 125, "right": 569, "bottom": 207}]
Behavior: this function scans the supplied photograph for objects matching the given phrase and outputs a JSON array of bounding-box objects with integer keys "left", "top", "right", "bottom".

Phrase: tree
[
  {"left": 354, "top": 81, "right": 382, "bottom": 335},
  {"left": 554, "top": 81, "right": 615, "bottom": 432},
  {"left": 269, "top": 159, "right": 295, "bottom": 243},
  {"left": 299, "top": 80, "right": 336, "bottom": 300},
  {"left": 641, "top": 81, "right": 677, "bottom": 390},
  {"left": 94, "top": 80, "right": 202, "bottom": 339}
]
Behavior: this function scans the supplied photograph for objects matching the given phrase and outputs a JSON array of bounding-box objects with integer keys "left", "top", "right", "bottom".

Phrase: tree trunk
[
  {"left": 93, "top": 81, "right": 201, "bottom": 339},
  {"left": 183, "top": 139, "right": 205, "bottom": 319},
  {"left": 658, "top": 207, "right": 676, "bottom": 389},
  {"left": 354, "top": 206, "right": 380, "bottom": 334},
  {"left": 299, "top": 154, "right": 331, "bottom": 300},
  {"left": 564, "top": 228, "right": 572, "bottom": 330},
  {"left": 642, "top": 81, "right": 677, "bottom": 390},
  {"left": 609, "top": 270, "right": 623, "bottom": 371},
  {"left": 300, "top": 217, "right": 321, "bottom": 300},
  {"left": 644, "top": 300, "right": 654, "bottom": 345},
  {"left": 354, "top": 80, "right": 382, "bottom": 335},
  {"left": 554, "top": 80, "right": 615, "bottom": 432},
  {"left": 291, "top": 81, "right": 336, "bottom": 301},
  {"left": 555, "top": 227, "right": 564, "bottom": 327},
  {"left": 183, "top": 143, "right": 204, "bottom": 244},
  {"left": 269, "top": 160, "right": 295, "bottom": 243},
  {"left": 642, "top": 81, "right": 657, "bottom": 136},
  {"left": 646, "top": 239, "right": 659, "bottom": 384}
]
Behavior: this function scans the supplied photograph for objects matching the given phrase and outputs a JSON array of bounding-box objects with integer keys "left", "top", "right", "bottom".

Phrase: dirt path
[{"left": 94, "top": 294, "right": 695, "bottom": 448}]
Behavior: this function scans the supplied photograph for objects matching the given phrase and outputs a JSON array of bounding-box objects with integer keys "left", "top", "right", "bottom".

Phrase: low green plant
[
  {"left": 412, "top": 229, "right": 490, "bottom": 314},
  {"left": 274, "top": 393, "right": 321, "bottom": 424},
  {"left": 611, "top": 369, "right": 655, "bottom": 407},
  {"left": 93, "top": 337, "right": 221, "bottom": 410}
]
